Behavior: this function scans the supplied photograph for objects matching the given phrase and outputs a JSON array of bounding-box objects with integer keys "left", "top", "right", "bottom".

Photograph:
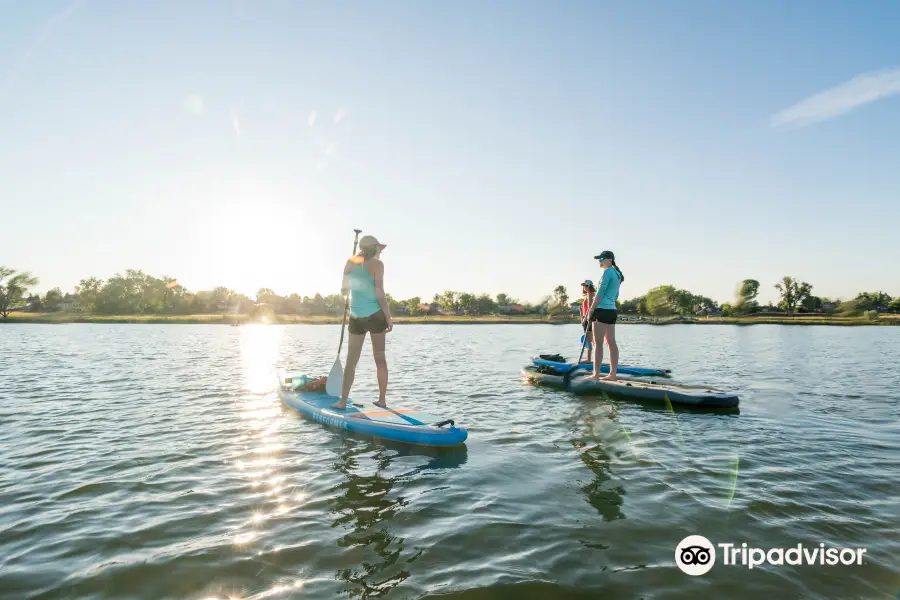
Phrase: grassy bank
[
  {"left": 1, "top": 312, "right": 578, "bottom": 325},
  {"left": 3, "top": 312, "right": 900, "bottom": 326}
]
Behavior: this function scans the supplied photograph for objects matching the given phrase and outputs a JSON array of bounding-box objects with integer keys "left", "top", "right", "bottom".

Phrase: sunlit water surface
[{"left": 2, "top": 324, "right": 898, "bottom": 599}]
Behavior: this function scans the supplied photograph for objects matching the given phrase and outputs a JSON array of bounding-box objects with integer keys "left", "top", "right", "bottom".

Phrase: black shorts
[
  {"left": 590, "top": 308, "right": 617, "bottom": 325},
  {"left": 349, "top": 310, "right": 388, "bottom": 335}
]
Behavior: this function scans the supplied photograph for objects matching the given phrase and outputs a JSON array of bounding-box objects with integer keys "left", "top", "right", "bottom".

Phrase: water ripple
[{"left": 1, "top": 323, "right": 898, "bottom": 599}]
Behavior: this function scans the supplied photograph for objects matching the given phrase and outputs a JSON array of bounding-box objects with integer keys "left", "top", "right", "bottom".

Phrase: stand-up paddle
[{"left": 325, "top": 229, "right": 362, "bottom": 397}]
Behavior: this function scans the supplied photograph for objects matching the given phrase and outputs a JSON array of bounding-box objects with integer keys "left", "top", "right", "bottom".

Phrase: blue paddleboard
[
  {"left": 277, "top": 371, "right": 467, "bottom": 447},
  {"left": 532, "top": 357, "right": 671, "bottom": 377}
]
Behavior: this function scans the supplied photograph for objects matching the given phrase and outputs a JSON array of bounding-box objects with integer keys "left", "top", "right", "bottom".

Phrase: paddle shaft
[
  {"left": 565, "top": 319, "right": 591, "bottom": 385},
  {"left": 336, "top": 229, "right": 362, "bottom": 358}
]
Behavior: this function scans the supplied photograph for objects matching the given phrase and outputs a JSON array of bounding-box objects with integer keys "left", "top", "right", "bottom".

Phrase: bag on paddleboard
[{"left": 285, "top": 374, "right": 328, "bottom": 393}]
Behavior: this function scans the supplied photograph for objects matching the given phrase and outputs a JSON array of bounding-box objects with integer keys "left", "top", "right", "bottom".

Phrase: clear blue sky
[{"left": 3, "top": 0, "right": 899, "bottom": 305}]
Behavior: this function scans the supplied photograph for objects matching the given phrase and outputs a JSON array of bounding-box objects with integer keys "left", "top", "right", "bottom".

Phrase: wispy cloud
[
  {"left": 231, "top": 110, "right": 241, "bottom": 137},
  {"left": 308, "top": 110, "right": 317, "bottom": 126},
  {"left": 771, "top": 67, "right": 900, "bottom": 128},
  {"left": 334, "top": 108, "right": 346, "bottom": 124}
]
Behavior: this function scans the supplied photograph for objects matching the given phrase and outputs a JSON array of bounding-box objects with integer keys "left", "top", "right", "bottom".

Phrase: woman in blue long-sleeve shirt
[{"left": 584, "top": 250, "right": 625, "bottom": 381}]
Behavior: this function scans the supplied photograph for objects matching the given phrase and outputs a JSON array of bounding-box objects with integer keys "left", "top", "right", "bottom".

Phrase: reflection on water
[
  {"left": 231, "top": 325, "right": 307, "bottom": 598},
  {"left": 330, "top": 443, "right": 416, "bottom": 598},
  {"left": 5, "top": 324, "right": 898, "bottom": 599},
  {"left": 570, "top": 397, "right": 627, "bottom": 522},
  {"left": 328, "top": 442, "right": 468, "bottom": 598}
]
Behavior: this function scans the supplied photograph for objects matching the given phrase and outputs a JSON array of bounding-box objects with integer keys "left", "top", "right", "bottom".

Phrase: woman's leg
[
  {"left": 331, "top": 332, "right": 365, "bottom": 409},
  {"left": 587, "top": 322, "right": 608, "bottom": 379},
  {"left": 602, "top": 322, "right": 618, "bottom": 380},
  {"left": 370, "top": 330, "right": 388, "bottom": 407}
]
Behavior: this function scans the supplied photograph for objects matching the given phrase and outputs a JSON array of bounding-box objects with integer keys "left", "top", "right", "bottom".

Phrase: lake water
[{"left": 2, "top": 323, "right": 899, "bottom": 599}]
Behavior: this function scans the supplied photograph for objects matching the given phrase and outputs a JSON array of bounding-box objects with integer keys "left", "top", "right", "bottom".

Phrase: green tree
[
  {"left": 694, "top": 296, "right": 718, "bottom": 314},
  {"left": 312, "top": 293, "right": 327, "bottom": 315},
  {"left": 736, "top": 279, "right": 760, "bottom": 312},
  {"left": 44, "top": 287, "right": 63, "bottom": 309},
  {"left": 645, "top": 285, "right": 677, "bottom": 316},
  {"left": 440, "top": 290, "right": 459, "bottom": 313},
  {"left": 619, "top": 296, "right": 643, "bottom": 313},
  {"left": 457, "top": 292, "right": 477, "bottom": 315},
  {"left": 26, "top": 294, "right": 43, "bottom": 311},
  {"left": 476, "top": 293, "right": 495, "bottom": 315},
  {"left": 256, "top": 288, "right": 277, "bottom": 304},
  {"left": 496, "top": 293, "right": 511, "bottom": 306},
  {"left": 672, "top": 289, "right": 696, "bottom": 316},
  {"left": 323, "top": 294, "right": 344, "bottom": 314},
  {"left": 552, "top": 285, "right": 569, "bottom": 309},
  {"left": 800, "top": 295, "right": 822, "bottom": 313},
  {"left": 76, "top": 277, "right": 104, "bottom": 312},
  {"left": 406, "top": 296, "right": 423, "bottom": 315},
  {"left": 774, "top": 276, "right": 812, "bottom": 316},
  {"left": 636, "top": 296, "right": 648, "bottom": 315},
  {"left": 0, "top": 267, "right": 40, "bottom": 319},
  {"left": 852, "top": 292, "right": 893, "bottom": 312}
]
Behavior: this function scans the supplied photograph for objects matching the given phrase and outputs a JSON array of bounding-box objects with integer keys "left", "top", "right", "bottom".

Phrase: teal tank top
[{"left": 348, "top": 262, "right": 381, "bottom": 318}]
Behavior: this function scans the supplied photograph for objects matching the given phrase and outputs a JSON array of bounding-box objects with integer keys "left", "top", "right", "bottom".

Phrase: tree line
[
  {"left": 619, "top": 278, "right": 900, "bottom": 318},
  {"left": 0, "top": 267, "right": 574, "bottom": 319},
  {"left": 2, "top": 267, "right": 897, "bottom": 320}
]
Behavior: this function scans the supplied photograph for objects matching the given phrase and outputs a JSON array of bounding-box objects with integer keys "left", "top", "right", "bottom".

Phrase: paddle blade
[{"left": 325, "top": 358, "right": 343, "bottom": 397}]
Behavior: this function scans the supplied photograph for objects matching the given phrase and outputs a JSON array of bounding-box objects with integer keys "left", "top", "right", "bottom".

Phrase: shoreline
[{"left": 3, "top": 312, "right": 899, "bottom": 326}]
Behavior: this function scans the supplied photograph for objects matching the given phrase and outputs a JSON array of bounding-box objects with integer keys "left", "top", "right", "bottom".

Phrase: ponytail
[{"left": 612, "top": 260, "right": 624, "bottom": 283}]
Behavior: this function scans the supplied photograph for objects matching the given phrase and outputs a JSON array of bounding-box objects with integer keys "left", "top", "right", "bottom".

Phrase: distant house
[
  {"left": 416, "top": 303, "right": 443, "bottom": 314},
  {"left": 393, "top": 305, "right": 408, "bottom": 315},
  {"left": 58, "top": 294, "right": 81, "bottom": 312},
  {"left": 821, "top": 302, "right": 838, "bottom": 312},
  {"left": 497, "top": 304, "right": 525, "bottom": 315},
  {"left": 570, "top": 301, "right": 582, "bottom": 315}
]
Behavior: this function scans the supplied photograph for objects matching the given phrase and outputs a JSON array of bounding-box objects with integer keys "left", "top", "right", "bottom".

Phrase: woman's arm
[{"left": 370, "top": 260, "right": 393, "bottom": 323}]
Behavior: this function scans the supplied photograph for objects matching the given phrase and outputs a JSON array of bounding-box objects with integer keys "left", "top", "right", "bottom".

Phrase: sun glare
[{"left": 185, "top": 191, "right": 328, "bottom": 297}]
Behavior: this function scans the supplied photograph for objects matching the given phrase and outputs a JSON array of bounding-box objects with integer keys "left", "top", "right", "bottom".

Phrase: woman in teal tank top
[
  {"left": 331, "top": 235, "right": 394, "bottom": 410},
  {"left": 583, "top": 250, "right": 625, "bottom": 382}
]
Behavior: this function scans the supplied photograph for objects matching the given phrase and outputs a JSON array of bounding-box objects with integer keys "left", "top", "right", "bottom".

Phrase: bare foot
[
  {"left": 330, "top": 401, "right": 347, "bottom": 410},
  {"left": 601, "top": 374, "right": 618, "bottom": 382},
  {"left": 583, "top": 374, "right": 602, "bottom": 381},
  {"left": 373, "top": 400, "right": 387, "bottom": 408}
]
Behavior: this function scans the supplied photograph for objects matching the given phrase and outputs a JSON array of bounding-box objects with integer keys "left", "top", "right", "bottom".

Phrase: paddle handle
[{"left": 337, "top": 229, "right": 362, "bottom": 358}]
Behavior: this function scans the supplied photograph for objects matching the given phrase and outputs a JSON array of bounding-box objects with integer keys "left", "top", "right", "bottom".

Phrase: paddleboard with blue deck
[
  {"left": 522, "top": 365, "right": 738, "bottom": 408},
  {"left": 532, "top": 356, "right": 671, "bottom": 378},
  {"left": 276, "top": 371, "right": 468, "bottom": 447}
]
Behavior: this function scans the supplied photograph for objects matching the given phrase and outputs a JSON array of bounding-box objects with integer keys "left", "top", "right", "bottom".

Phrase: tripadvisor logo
[
  {"left": 675, "top": 535, "right": 868, "bottom": 576},
  {"left": 676, "top": 535, "right": 716, "bottom": 576}
]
